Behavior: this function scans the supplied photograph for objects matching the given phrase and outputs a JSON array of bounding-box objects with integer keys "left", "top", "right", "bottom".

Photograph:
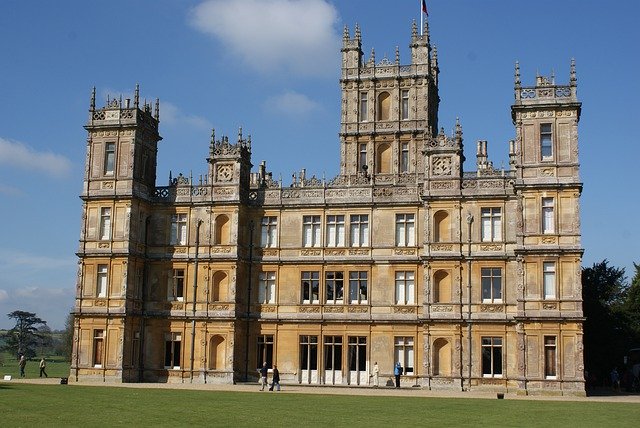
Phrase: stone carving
[
  {"left": 542, "top": 303, "right": 557, "bottom": 310},
  {"left": 480, "top": 304, "right": 503, "bottom": 313},
  {"left": 431, "top": 244, "right": 453, "bottom": 251},
  {"left": 432, "top": 156, "right": 452, "bottom": 175},
  {"left": 298, "top": 306, "right": 321, "bottom": 313},
  {"left": 479, "top": 244, "right": 502, "bottom": 251},
  {"left": 393, "top": 306, "right": 415, "bottom": 314},
  {"left": 300, "top": 249, "right": 321, "bottom": 256},
  {"left": 431, "top": 305, "right": 453, "bottom": 312}
]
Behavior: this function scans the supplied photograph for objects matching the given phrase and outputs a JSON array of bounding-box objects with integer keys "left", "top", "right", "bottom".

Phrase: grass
[
  {"left": 0, "top": 355, "right": 70, "bottom": 379},
  {"left": 1, "top": 383, "right": 639, "bottom": 427}
]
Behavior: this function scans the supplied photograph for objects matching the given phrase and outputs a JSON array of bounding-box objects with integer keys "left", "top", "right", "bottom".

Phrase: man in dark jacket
[{"left": 270, "top": 365, "right": 281, "bottom": 391}]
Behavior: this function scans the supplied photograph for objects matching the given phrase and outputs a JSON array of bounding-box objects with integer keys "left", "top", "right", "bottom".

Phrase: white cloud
[
  {"left": 264, "top": 90, "right": 320, "bottom": 116},
  {"left": 0, "top": 137, "right": 72, "bottom": 178},
  {"left": 0, "top": 289, "right": 8, "bottom": 302},
  {"left": 189, "top": 0, "right": 341, "bottom": 77},
  {"left": 161, "top": 101, "right": 212, "bottom": 130},
  {"left": 0, "top": 183, "right": 23, "bottom": 196},
  {"left": 0, "top": 249, "right": 76, "bottom": 272}
]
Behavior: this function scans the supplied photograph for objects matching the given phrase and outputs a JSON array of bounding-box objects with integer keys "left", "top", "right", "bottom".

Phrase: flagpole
[{"left": 420, "top": 0, "right": 423, "bottom": 36}]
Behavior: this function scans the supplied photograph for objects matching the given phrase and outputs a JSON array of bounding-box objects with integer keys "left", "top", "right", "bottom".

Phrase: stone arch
[
  {"left": 434, "top": 210, "right": 450, "bottom": 242},
  {"left": 432, "top": 338, "right": 451, "bottom": 376},
  {"left": 377, "top": 91, "right": 391, "bottom": 121},
  {"left": 212, "top": 271, "right": 228, "bottom": 302},
  {"left": 214, "top": 214, "right": 230, "bottom": 245},
  {"left": 433, "top": 270, "right": 451, "bottom": 303},
  {"left": 209, "top": 335, "right": 225, "bottom": 370},
  {"left": 376, "top": 143, "right": 392, "bottom": 174}
]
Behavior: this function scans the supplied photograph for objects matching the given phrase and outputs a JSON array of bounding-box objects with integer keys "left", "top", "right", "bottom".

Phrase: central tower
[{"left": 339, "top": 21, "right": 439, "bottom": 179}]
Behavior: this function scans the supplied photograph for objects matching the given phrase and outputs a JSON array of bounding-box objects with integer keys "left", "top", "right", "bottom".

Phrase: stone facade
[{"left": 72, "top": 19, "right": 584, "bottom": 395}]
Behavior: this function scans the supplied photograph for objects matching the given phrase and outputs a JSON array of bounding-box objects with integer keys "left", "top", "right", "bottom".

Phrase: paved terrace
[{"left": 4, "top": 377, "right": 639, "bottom": 403}]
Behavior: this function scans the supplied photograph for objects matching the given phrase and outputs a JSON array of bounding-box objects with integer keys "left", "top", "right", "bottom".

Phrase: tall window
[
  {"left": 97, "top": 264, "right": 108, "bottom": 298},
  {"left": 170, "top": 214, "right": 187, "bottom": 245},
  {"left": 260, "top": 216, "right": 278, "bottom": 248},
  {"left": 301, "top": 271, "right": 320, "bottom": 303},
  {"left": 481, "top": 337, "right": 503, "bottom": 377},
  {"left": 326, "top": 215, "right": 345, "bottom": 247},
  {"left": 257, "top": 335, "right": 274, "bottom": 369},
  {"left": 359, "top": 92, "right": 368, "bottom": 122},
  {"left": 544, "top": 336, "right": 557, "bottom": 378},
  {"left": 481, "top": 268, "right": 503, "bottom": 302},
  {"left": 300, "top": 335, "right": 318, "bottom": 373},
  {"left": 395, "top": 271, "right": 415, "bottom": 305},
  {"left": 401, "top": 90, "right": 410, "bottom": 120},
  {"left": 540, "top": 123, "right": 553, "bottom": 159},
  {"left": 258, "top": 272, "right": 276, "bottom": 304},
  {"left": 348, "top": 336, "right": 367, "bottom": 374},
  {"left": 542, "top": 197, "right": 555, "bottom": 234},
  {"left": 395, "top": 214, "right": 415, "bottom": 247},
  {"left": 325, "top": 271, "right": 344, "bottom": 304},
  {"left": 93, "top": 330, "right": 104, "bottom": 367},
  {"left": 394, "top": 336, "right": 414, "bottom": 374},
  {"left": 324, "top": 336, "right": 342, "bottom": 372},
  {"left": 302, "top": 215, "right": 321, "bottom": 247},
  {"left": 543, "top": 262, "right": 556, "bottom": 299},
  {"left": 168, "top": 269, "right": 185, "bottom": 301},
  {"left": 481, "top": 208, "right": 502, "bottom": 242},
  {"left": 164, "top": 333, "right": 181, "bottom": 369},
  {"left": 400, "top": 142, "right": 409, "bottom": 173},
  {"left": 359, "top": 143, "right": 367, "bottom": 172},
  {"left": 104, "top": 142, "right": 115, "bottom": 175},
  {"left": 349, "top": 214, "right": 369, "bottom": 247},
  {"left": 349, "top": 271, "right": 368, "bottom": 304},
  {"left": 99, "top": 207, "right": 111, "bottom": 240}
]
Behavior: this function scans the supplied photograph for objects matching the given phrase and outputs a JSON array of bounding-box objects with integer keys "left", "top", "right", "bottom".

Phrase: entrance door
[
  {"left": 300, "top": 335, "right": 318, "bottom": 384},
  {"left": 348, "top": 336, "right": 367, "bottom": 385},
  {"left": 323, "top": 336, "right": 343, "bottom": 385}
]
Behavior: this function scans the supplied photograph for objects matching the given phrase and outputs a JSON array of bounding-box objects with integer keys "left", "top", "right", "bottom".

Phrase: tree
[
  {"left": 623, "top": 263, "right": 640, "bottom": 344},
  {"left": 60, "top": 311, "right": 75, "bottom": 360},
  {"left": 582, "top": 260, "right": 629, "bottom": 384},
  {"left": 0, "top": 310, "right": 48, "bottom": 359}
]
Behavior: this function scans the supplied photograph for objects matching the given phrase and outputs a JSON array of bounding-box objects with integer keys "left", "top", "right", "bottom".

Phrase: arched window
[
  {"left": 433, "top": 270, "right": 450, "bottom": 303},
  {"left": 432, "top": 338, "right": 451, "bottom": 376},
  {"left": 214, "top": 215, "right": 230, "bottom": 245},
  {"left": 209, "top": 335, "right": 225, "bottom": 370},
  {"left": 376, "top": 143, "right": 391, "bottom": 174},
  {"left": 434, "top": 211, "right": 450, "bottom": 242},
  {"left": 212, "top": 271, "right": 228, "bottom": 302},
  {"left": 377, "top": 92, "right": 391, "bottom": 121}
]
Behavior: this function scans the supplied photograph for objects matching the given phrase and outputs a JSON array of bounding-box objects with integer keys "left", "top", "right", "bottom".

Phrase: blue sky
[{"left": 0, "top": 0, "right": 638, "bottom": 329}]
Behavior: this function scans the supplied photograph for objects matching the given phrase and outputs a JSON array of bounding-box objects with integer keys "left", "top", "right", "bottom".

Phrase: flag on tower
[{"left": 422, "top": 0, "right": 428, "bottom": 16}]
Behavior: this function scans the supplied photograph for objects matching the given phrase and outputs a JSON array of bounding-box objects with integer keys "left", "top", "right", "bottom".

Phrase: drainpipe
[
  {"left": 466, "top": 213, "right": 473, "bottom": 391},
  {"left": 190, "top": 220, "right": 203, "bottom": 383},
  {"left": 244, "top": 220, "right": 255, "bottom": 382},
  {"left": 138, "top": 216, "right": 151, "bottom": 382}
]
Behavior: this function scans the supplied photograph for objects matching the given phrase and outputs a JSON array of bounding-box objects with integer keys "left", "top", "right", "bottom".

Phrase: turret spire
[
  {"left": 570, "top": 58, "right": 577, "bottom": 86},
  {"left": 514, "top": 61, "right": 521, "bottom": 89},
  {"left": 90, "top": 86, "right": 96, "bottom": 111},
  {"left": 134, "top": 84, "right": 140, "bottom": 109}
]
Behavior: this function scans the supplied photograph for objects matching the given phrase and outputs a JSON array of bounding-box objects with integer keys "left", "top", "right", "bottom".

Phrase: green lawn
[
  {"left": 1, "top": 357, "right": 70, "bottom": 379},
  {"left": 1, "top": 384, "right": 639, "bottom": 427}
]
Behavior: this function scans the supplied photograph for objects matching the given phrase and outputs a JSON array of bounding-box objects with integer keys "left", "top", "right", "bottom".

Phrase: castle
[{"left": 72, "top": 18, "right": 584, "bottom": 395}]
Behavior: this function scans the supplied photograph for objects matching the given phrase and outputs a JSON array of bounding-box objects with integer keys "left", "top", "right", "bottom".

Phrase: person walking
[
  {"left": 394, "top": 362, "right": 403, "bottom": 388},
  {"left": 371, "top": 361, "right": 379, "bottom": 387},
  {"left": 19, "top": 355, "right": 27, "bottom": 378},
  {"left": 259, "top": 362, "right": 268, "bottom": 391},
  {"left": 39, "top": 357, "right": 48, "bottom": 378},
  {"left": 270, "top": 365, "right": 281, "bottom": 391}
]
